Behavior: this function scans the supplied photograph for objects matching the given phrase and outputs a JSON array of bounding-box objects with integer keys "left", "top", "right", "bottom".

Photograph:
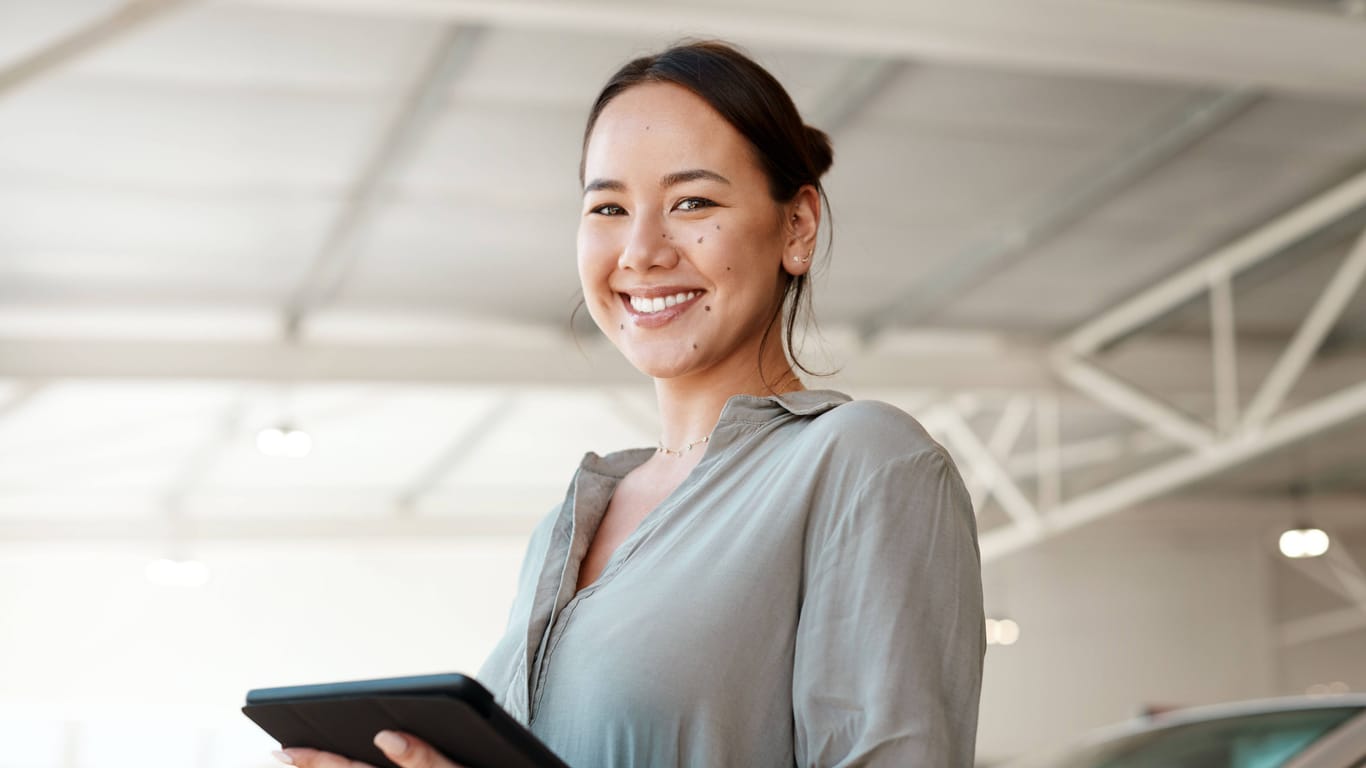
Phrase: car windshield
[{"left": 1013, "top": 706, "right": 1362, "bottom": 768}]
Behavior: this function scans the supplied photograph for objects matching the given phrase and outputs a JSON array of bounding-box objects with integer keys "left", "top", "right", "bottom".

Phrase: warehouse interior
[{"left": 1, "top": 0, "right": 1365, "bottom": 765}]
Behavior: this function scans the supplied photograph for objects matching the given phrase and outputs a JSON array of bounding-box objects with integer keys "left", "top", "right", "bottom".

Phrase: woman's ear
[{"left": 782, "top": 185, "right": 821, "bottom": 277}]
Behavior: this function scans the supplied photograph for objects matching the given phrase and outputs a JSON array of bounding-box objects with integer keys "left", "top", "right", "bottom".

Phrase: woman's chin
[{"left": 619, "top": 347, "right": 705, "bottom": 381}]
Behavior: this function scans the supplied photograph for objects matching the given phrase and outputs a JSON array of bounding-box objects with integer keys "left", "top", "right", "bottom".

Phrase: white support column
[
  {"left": 1209, "top": 269, "right": 1240, "bottom": 436},
  {"left": 934, "top": 407, "right": 1042, "bottom": 533},
  {"left": 1242, "top": 226, "right": 1366, "bottom": 431},
  {"left": 964, "top": 395, "right": 1031, "bottom": 511},
  {"left": 1035, "top": 393, "right": 1062, "bottom": 512}
]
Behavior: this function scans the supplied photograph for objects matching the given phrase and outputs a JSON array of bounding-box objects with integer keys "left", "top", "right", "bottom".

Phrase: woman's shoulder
[{"left": 802, "top": 397, "right": 947, "bottom": 466}]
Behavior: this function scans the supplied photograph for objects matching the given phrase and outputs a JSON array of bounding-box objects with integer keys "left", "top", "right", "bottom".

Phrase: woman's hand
[{"left": 274, "top": 730, "right": 467, "bottom": 768}]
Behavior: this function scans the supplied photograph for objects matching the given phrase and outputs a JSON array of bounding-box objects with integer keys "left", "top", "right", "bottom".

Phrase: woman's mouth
[{"left": 620, "top": 290, "right": 704, "bottom": 328}]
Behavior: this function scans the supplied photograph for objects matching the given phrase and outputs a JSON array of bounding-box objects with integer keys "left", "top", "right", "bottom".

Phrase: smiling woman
[{"left": 280, "top": 40, "right": 984, "bottom": 768}]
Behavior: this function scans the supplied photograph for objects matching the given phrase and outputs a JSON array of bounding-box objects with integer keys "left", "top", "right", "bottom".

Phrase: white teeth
[{"left": 629, "top": 291, "right": 700, "bottom": 314}]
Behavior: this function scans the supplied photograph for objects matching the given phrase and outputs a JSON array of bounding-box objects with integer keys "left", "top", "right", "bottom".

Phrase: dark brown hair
[{"left": 576, "top": 40, "right": 835, "bottom": 385}]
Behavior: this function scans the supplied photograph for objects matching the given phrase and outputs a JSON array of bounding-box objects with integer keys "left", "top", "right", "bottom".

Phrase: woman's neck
[{"left": 651, "top": 348, "right": 804, "bottom": 455}]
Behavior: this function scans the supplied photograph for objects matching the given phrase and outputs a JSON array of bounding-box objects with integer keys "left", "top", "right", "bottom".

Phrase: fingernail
[
  {"left": 271, "top": 750, "right": 295, "bottom": 765},
  {"left": 375, "top": 730, "right": 407, "bottom": 755}
]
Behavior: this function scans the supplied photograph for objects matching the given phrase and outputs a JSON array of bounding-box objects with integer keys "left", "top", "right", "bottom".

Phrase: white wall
[{"left": 0, "top": 539, "right": 526, "bottom": 768}]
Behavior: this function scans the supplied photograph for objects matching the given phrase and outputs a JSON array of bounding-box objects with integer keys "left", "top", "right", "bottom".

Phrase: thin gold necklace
[{"left": 656, "top": 433, "right": 710, "bottom": 458}]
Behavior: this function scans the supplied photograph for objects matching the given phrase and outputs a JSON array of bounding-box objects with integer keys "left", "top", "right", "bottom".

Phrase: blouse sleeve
[{"left": 792, "top": 447, "right": 985, "bottom": 767}]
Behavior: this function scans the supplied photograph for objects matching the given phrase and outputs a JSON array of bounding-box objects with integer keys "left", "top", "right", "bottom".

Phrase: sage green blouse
[{"left": 476, "top": 389, "right": 985, "bottom": 767}]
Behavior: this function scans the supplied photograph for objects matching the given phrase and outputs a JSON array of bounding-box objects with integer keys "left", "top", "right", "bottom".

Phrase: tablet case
[{"left": 242, "top": 673, "right": 568, "bottom": 768}]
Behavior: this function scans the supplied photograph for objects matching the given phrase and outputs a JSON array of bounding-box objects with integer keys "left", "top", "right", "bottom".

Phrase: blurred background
[{"left": 1, "top": 0, "right": 1365, "bottom": 766}]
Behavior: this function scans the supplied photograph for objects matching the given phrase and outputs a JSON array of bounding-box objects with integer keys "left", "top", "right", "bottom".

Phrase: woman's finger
[
  {"left": 373, "top": 730, "right": 467, "bottom": 768},
  {"left": 274, "top": 747, "right": 375, "bottom": 768}
]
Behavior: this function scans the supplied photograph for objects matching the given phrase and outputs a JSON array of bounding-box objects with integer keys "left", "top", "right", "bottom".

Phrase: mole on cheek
[
  {"left": 619, "top": 324, "right": 624, "bottom": 330},
  {"left": 692, "top": 344, "right": 698, "bottom": 349},
  {"left": 705, "top": 305, "right": 711, "bottom": 311},
  {"left": 697, "top": 236, "right": 703, "bottom": 244},
  {"left": 715, "top": 225, "right": 721, "bottom": 230}
]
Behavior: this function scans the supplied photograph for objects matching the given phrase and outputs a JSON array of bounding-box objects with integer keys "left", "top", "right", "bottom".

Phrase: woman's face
[{"left": 578, "top": 82, "right": 814, "bottom": 382}]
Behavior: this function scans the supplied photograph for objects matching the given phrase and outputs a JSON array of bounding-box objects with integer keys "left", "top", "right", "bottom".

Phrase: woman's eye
[
  {"left": 675, "top": 197, "right": 715, "bottom": 212},
  {"left": 590, "top": 203, "right": 626, "bottom": 216}
]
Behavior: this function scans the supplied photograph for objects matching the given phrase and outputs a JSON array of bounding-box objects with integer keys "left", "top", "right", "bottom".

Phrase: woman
[{"left": 279, "top": 40, "right": 984, "bottom": 768}]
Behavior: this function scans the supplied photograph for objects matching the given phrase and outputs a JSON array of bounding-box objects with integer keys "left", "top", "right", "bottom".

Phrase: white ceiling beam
[
  {"left": 1053, "top": 355, "right": 1214, "bottom": 450},
  {"left": 0, "top": 381, "right": 47, "bottom": 424},
  {"left": 2, "top": 328, "right": 1363, "bottom": 392},
  {"left": 963, "top": 394, "right": 1031, "bottom": 512},
  {"left": 981, "top": 376, "right": 1366, "bottom": 562},
  {"left": 927, "top": 407, "right": 1042, "bottom": 533},
  {"left": 0, "top": 0, "right": 190, "bottom": 100},
  {"left": 0, "top": 514, "right": 541, "bottom": 543},
  {"left": 1034, "top": 394, "right": 1062, "bottom": 513},
  {"left": 1242, "top": 225, "right": 1366, "bottom": 431},
  {"left": 1063, "top": 167, "right": 1366, "bottom": 358},
  {"left": 0, "top": 334, "right": 1057, "bottom": 390},
  {"left": 858, "top": 87, "right": 1259, "bottom": 338},
  {"left": 283, "top": 25, "right": 483, "bottom": 339},
  {"left": 1005, "top": 429, "right": 1170, "bottom": 481},
  {"left": 1210, "top": 271, "right": 1240, "bottom": 436},
  {"left": 224, "top": 0, "right": 1366, "bottom": 96},
  {"left": 807, "top": 58, "right": 904, "bottom": 135}
]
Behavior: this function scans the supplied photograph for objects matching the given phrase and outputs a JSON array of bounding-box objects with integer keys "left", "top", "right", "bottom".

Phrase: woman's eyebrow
[
  {"left": 661, "top": 169, "right": 730, "bottom": 188},
  {"left": 584, "top": 178, "right": 626, "bottom": 194}
]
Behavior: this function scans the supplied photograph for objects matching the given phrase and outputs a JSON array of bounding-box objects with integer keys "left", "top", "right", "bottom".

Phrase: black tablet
[{"left": 242, "top": 672, "right": 568, "bottom": 768}]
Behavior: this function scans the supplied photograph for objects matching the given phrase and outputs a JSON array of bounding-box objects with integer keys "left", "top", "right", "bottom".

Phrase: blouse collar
[{"left": 579, "top": 389, "right": 851, "bottom": 479}]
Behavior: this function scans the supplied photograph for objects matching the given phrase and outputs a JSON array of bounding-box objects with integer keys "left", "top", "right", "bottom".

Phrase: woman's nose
[{"left": 618, "top": 212, "right": 680, "bottom": 272}]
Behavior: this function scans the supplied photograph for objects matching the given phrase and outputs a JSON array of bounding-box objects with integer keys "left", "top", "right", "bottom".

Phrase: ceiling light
[
  {"left": 145, "top": 558, "right": 210, "bottom": 588},
  {"left": 256, "top": 425, "right": 312, "bottom": 458},
  {"left": 986, "top": 617, "right": 1020, "bottom": 646},
  {"left": 1279, "top": 527, "right": 1329, "bottom": 558}
]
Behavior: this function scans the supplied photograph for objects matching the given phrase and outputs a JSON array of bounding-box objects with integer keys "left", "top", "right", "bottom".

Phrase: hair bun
[{"left": 803, "top": 124, "right": 834, "bottom": 179}]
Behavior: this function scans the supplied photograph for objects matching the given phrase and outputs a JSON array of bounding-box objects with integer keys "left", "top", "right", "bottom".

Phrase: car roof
[
  {"left": 1080, "top": 695, "right": 1366, "bottom": 743},
  {"left": 1005, "top": 696, "right": 1366, "bottom": 768}
]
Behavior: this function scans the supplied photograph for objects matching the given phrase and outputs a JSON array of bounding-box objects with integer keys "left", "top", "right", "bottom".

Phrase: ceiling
[{"left": 0, "top": 0, "right": 1364, "bottom": 560}]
